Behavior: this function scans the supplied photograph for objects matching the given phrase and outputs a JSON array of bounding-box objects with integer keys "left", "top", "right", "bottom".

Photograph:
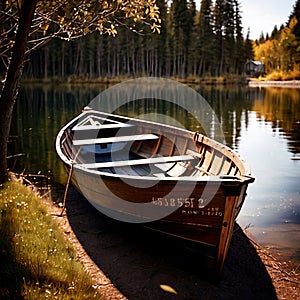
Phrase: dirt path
[{"left": 45, "top": 186, "right": 299, "bottom": 300}]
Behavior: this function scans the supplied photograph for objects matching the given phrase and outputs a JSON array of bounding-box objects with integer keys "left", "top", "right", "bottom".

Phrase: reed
[{"left": 0, "top": 181, "right": 100, "bottom": 299}]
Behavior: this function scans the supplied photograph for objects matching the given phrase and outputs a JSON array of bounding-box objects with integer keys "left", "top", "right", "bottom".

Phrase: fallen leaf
[{"left": 160, "top": 284, "right": 178, "bottom": 295}]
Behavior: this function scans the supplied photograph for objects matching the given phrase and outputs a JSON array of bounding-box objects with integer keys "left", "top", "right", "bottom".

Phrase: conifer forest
[
  {"left": 19, "top": 0, "right": 300, "bottom": 80},
  {"left": 23, "top": 0, "right": 254, "bottom": 80}
]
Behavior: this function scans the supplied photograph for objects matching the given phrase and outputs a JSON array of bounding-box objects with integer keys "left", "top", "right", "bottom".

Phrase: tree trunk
[
  {"left": 97, "top": 42, "right": 101, "bottom": 77},
  {"left": 44, "top": 46, "right": 49, "bottom": 79},
  {"left": 61, "top": 42, "right": 65, "bottom": 79},
  {"left": 0, "top": 0, "right": 37, "bottom": 183}
]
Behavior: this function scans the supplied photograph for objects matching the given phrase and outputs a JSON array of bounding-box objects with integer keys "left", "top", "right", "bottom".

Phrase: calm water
[{"left": 10, "top": 83, "right": 300, "bottom": 265}]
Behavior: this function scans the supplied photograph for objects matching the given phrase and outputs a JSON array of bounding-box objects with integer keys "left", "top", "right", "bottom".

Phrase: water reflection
[
  {"left": 252, "top": 88, "right": 300, "bottom": 158},
  {"left": 10, "top": 84, "right": 103, "bottom": 183},
  {"left": 229, "top": 87, "right": 300, "bottom": 264},
  {"left": 196, "top": 85, "right": 258, "bottom": 150},
  {"left": 10, "top": 83, "right": 300, "bottom": 264}
]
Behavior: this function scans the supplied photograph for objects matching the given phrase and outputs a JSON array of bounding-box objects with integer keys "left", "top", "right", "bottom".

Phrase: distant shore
[
  {"left": 249, "top": 79, "right": 300, "bottom": 88},
  {"left": 17, "top": 77, "right": 300, "bottom": 88},
  {"left": 20, "top": 75, "right": 248, "bottom": 86}
]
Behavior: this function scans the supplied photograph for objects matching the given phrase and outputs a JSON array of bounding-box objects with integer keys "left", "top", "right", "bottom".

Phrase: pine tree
[
  {"left": 194, "top": 0, "right": 215, "bottom": 76},
  {"left": 258, "top": 32, "right": 265, "bottom": 44},
  {"left": 270, "top": 25, "right": 280, "bottom": 40},
  {"left": 169, "top": 0, "right": 194, "bottom": 77},
  {"left": 233, "top": 0, "right": 244, "bottom": 74},
  {"left": 289, "top": 0, "right": 300, "bottom": 40},
  {"left": 223, "top": 0, "right": 236, "bottom": 73},
  {"left": 244, "top": 28, "right": 254, "bottom": 61},
  {"left": 213, "top": 0, "right": 226, "bottom": 75}
]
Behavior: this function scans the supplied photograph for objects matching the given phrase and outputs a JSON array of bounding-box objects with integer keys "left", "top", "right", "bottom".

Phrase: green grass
[{"left": 0, "top": 181, "right": 100, "bottom": 299}]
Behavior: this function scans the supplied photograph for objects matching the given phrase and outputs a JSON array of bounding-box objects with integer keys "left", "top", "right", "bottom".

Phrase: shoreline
[
  {"left": 249, "top": 79, "right": 300, "bottom": 88},
  {"left": 19, "top": 75, "right": 248, "bottom": 86},
  {"left": 47, "top": 186, "right": 299, "bottom": 299},
  {"left": 7, "top": 173, "right": 299, "bottom": 299},
  {"left": 20, "top": 77, "right": 300, "bottom": 89}
]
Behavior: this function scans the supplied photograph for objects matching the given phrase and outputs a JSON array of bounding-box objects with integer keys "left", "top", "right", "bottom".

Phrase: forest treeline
[
  {"left": 254, "top": 0, "right": 300, "bottom": 80},
  {"left": 23, "top": 0, "right": 254, "bottom": 80}
]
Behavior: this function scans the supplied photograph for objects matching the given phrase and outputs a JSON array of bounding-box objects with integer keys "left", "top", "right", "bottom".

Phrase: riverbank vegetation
[
  {"left": 0, "top": 180, "right": 100, "bottom": 299},
  {"left": 254, "top": 0, "right": 300, "bottom": 80}
]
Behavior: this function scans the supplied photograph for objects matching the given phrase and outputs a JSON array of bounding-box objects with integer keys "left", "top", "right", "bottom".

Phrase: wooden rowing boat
[{"left": 56, "top": 107, "right": 254, "bottom": 275}]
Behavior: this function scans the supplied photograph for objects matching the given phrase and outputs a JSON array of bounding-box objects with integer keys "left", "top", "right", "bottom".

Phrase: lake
[{"left": 9, "top": 82, "right": 300, "bottom": 266}]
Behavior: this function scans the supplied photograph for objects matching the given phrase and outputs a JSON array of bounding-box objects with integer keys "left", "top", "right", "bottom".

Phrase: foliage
[
  {"left": 0, "top": 181, "right": 99, "bottom": 299},
  {"left": 21, "top": 0, "right": 254, "bottom": 80},
  {"left": 0, "top": 0, "right": 161, "bottom": 79},
  {"left": 289, "top": 0, "right": 300, "bottom": 40},
  {"left": 265, "top": 69, "right": 300, "bottom": 81},
  {"left": 0, "top": 0, "right": 161, "bottom": 184},
  {"left": 253, "top": 0, "right": 300, "bottom": 78}
]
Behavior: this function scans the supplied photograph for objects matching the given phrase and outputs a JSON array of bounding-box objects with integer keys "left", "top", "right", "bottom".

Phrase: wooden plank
[
  {"left": 166, "top": 163, "right": 189, "bottom": 177},
  {"left": 195, "top": 165, "right": 211, "bottom": 176},
  {"left": 72, "top": 123, "right": 133, "bottom": 131},
  {"left": 201, "top": 148, "right": 215, "bottom": 174},
  {"left": 154, "top": 162, "right": 175, "bottom": 172},
  {"left": 73, "top": 134, "right": 158, "bottom": 146},
  {"left": 210, "top": 151, "right": 225, "bottom": 175},
  {"left": 152, "top": 134, "right": 162, "bottom": 155},
  {"left": 217, "top": 195, "right": 239, "bottom": 273},
  {"left": 186, "top": 149, "right": 204, "bottom": 158},
  {"left": 79, "top": 154, "right": 194, "bottom": 169},
  {"left": 113, "top": 166, "right": 140, "bottom": 176}
]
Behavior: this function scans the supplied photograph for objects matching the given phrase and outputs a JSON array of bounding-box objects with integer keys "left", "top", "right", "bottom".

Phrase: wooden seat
[
  {"left": 72, "top": 123, "right": 134, "bottom": 131},
  {"left": 79, "top": 154, "right": 194, "bottom": 169},
  {"left": 73, "top": 134, "right": 158, "bottom": 146}
]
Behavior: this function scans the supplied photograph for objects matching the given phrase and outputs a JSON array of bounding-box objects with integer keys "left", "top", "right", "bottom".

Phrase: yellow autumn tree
[
  {"left": 254, "top": 39, "right": 280, "bottom": 73},
  {"left": 280, "top": 16, "right": 300, "bottom": 72},
  {"left": 254, "top": 16, "right": 300, "bottom": 77}
]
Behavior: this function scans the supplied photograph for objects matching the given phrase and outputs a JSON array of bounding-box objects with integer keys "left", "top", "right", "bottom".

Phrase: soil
[{"left": 43, "top": 186, "right": 299, "bottom": 300}]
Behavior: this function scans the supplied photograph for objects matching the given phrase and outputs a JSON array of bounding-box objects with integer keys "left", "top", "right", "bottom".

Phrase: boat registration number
[{"left": 151, "top": 197, "right": 223, "bottom": 216}]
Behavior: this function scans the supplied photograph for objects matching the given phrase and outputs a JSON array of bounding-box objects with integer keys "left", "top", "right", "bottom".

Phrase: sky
[
  {"left": 240, "top": 0, "right": 295, "bottom": 39},
  {"left": 195, "top": 0, "right": 296, "bottom": 40}
]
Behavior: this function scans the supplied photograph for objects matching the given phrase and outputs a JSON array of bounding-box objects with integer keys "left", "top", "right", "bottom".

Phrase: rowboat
[{"left": 56, "top": 107, "right": 254, "bottom": 274}]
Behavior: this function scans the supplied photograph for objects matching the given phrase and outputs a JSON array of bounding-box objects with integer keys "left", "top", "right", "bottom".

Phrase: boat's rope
[{"left": 60, "top": 147, "right": 81, "bottom": 216}]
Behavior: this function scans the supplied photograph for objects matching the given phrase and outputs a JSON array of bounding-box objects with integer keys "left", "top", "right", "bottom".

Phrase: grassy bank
[{"left": 0, "top": 181, "right": 100, "bottom": 299}]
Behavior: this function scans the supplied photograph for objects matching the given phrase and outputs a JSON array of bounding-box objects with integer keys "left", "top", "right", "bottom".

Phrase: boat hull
[
  {"left": 56, "top": 109, "right": 254, "bottom": 275},
  {"left": 68, "top": 163, "right": 249, "bottom": 273}
]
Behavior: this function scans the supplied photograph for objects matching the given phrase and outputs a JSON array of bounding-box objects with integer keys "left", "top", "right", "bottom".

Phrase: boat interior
[{"left": 60, "top": 113, "right": 243, "bottom": 179}]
